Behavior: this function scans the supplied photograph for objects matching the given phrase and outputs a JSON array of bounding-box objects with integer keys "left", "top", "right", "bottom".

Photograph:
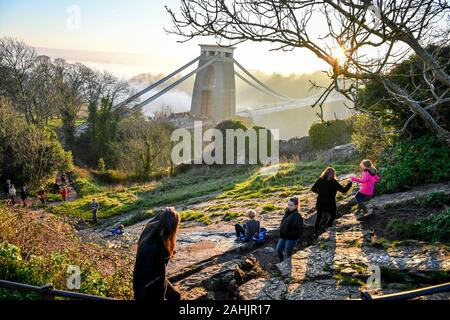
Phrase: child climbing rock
[{"left": 351, "top": 160, "right": 380, "bottom": 215}]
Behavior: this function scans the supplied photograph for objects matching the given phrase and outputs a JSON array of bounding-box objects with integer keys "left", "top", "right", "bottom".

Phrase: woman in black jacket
[
  {"left": 311, "top": 167, "right": 352, "bottom": 238},
  {"left": 133, "top": 207, "right": 181, "bottom": 301},
  {"left": 276, "top": 197, "right": 304, "bottom": 262}
]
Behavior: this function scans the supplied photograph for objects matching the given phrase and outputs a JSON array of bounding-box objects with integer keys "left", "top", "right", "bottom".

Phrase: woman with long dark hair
[
  {"left": 133, "top": 207, "right": 181, "bottom": 301},
  {"left": 311, "top": 167, "right": 352, "bottom": 238}
]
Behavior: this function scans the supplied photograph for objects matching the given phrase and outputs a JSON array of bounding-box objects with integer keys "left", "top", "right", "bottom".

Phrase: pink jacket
[{"left": 351, "top": 170, "right": 380, "bottom": 196}]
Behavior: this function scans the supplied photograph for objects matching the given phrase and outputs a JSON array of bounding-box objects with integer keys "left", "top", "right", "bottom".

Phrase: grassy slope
[{"left": 49, "top": 161, "right": 357, "bottom": 223}]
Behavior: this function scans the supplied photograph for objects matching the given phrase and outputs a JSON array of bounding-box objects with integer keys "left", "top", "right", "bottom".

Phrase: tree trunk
[{"left": 381, "top": 78, "right": 450, "bottom": 146}]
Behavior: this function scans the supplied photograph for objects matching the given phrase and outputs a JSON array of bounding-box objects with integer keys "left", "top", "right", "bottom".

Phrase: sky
[{"left": 0, "top": 0, "right": 329, "bottom": 79}]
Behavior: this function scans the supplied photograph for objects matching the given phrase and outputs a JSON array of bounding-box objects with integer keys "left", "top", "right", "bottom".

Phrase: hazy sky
[{"left": 0, "top": 0, "right": 329, "bottom": 78}]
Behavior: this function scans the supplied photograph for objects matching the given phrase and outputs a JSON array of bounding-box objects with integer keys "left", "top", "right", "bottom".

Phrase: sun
[{"left": 332, "top": 46, "right": 347, "bottom": 65}]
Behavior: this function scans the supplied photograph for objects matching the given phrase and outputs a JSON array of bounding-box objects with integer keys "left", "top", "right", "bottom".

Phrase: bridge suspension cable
[
  {"left": 112, "top": 56, "right": 201, "bottom": 110},
  {"left": 134, "top": 56, "right": 220, "bottom": 109},
  {"left": 234, "top": 71, "right": 290, "bottom": 101},
  {"left": 233, "top": 58, "right": 303, "bottom": 102}
]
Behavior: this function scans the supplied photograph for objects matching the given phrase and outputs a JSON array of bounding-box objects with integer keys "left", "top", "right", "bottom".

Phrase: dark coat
[
  {"left": 279, "top": 209, "right": 304, "bottom": 240},
  {"left": 311, "top": 178, "right": 352, "bottom": 212},
  {"left": 20, "top": 188, "right": 29, "bottom": 200},
  {"left": 244, "top": 219, "right": 260, "bottom": 240},
  {"left": 133, "top": 221, "right": 170, "bottom": 300}
]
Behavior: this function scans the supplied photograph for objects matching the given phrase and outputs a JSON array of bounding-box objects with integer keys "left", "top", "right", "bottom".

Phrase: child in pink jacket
[{"left": 351, "top": 160, "right": 380, "bottom": 214}]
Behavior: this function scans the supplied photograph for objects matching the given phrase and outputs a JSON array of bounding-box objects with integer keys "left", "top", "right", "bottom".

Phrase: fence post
[{"left": 40, "top": 283, "right": 55, "bottom": 300}]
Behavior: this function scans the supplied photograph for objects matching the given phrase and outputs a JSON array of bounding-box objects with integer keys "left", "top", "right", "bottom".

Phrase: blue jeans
[
  {"left": 276, "top": 239, "right": 297, "bottom": 262},
  {"left": 355, "top": 192, "right": 369, "bottom": 205}
]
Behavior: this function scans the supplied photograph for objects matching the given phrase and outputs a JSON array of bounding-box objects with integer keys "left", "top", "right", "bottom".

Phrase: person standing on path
[
  {"left": 8, "top": 184, "right": 17, "bottom": 206},
  {"left": 91, "top": 198, "right": 99, "bottom": 224},
  {"left": 311, "top": 167, "right": 353, "bottom": 238},
  {"left": 276, "top": 197, "right": 304, "bottom": 262},
  {"left": 20, "top": 185, "right": 29, "bottom": 207},
  {"left": 38, "top": 187, "right": 46, "bottom": 206}
]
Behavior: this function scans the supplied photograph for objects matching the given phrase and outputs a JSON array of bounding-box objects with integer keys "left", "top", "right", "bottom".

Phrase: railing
[
  {"left": 0, "top": 279, "right": 115, "bottom": 300},
  {"left": 2, "top": 279, "right": 449, "bottom": 301},
  {"left": 360, "top": 282, "right": 450, "bottom": 300}
]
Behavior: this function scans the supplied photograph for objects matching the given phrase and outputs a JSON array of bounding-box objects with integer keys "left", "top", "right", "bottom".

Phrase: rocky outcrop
[{"left": 179, "top": 185, "right": 449, "bottom": 300}]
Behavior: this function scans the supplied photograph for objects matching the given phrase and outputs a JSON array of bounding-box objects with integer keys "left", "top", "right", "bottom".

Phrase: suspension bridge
[{"left": 113, "top": 45, "right": 346, "bottom": 122}]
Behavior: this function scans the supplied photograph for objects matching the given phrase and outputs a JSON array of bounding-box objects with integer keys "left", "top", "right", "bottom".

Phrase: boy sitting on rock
[{"left": 235, "top": 210, "right": 261, "bottom": 242}]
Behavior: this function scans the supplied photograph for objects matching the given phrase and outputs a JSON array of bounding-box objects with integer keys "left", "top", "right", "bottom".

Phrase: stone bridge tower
[{"left": 190, "top": 45, "right": 236, "bottom": 122}]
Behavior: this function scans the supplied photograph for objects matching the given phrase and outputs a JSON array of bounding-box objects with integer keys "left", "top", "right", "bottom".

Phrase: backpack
[{"left": 253, "top": 228, "right": 267, "bottom": 243}]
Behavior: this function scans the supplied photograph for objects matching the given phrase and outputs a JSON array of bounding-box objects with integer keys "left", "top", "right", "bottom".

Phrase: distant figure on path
[
  {"left": 235, "top": 209, "right": 261, "bottom": 241},
  {"left": 133, "top": 207, "right": 181, "bottom": 301},
  {"left": 61, "top": 172, "right": 67, "bottom": 186},
  {"left": 311, "top": 167, "right": 353, "bottom": 238},
  {"left": 20, "top": 185, "right": 30, "bottom": 207},
  {"left": 276, "top": 197, "right": 304, "bottom": 262},
  {"left": 60, "top": 185, "right": 69, "bottom": 202},
  {"left": 38, "top": 187, "right": 46, "bottom": 205},
  {"left": 8, "top": 184, "right": 17, "bottom": 206},
  {"left": 351, "top": 160, "right": 380, "bottom": 215},
  {"left": 91, "top": 198, "right": 99, "bottom": 223}
]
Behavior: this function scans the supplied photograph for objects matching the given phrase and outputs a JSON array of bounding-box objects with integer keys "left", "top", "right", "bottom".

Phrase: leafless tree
[
  {"left": 166, "top": 0, "right": 450, "bottom": 145},
  {"left": 53, "top": 59, "right": 90, "bottom": 150},
  {"left": 0, "top": 37, "right": 37, "bottom": 123}
]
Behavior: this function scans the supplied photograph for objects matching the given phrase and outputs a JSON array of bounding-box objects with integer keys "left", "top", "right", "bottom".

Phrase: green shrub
[
  {"left": 377, "top": 135, "right": 450, "bottom": 194},
  {"left": 414, "top": 192, "right": 450, "bottom": 208},
  {"left": 387, "top": 208, "right": 450, "bottom": 242},
  {"left": 351, "top": 113, "right": 393, "bottom": 160},
  {"left": 309, "top": 119, "right": 353, "bottom": 151}
]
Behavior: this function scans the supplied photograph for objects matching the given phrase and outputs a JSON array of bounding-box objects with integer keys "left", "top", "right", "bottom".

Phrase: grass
[
  {"left": 217, "top": 162, "right": 356, "bottom": 201},
  {"left": 223, "top": 211, "right": 244, "bottom": 221},
  {"left": 179, "top": 211, "right": 212, "bottom": 225},
  {"left": 121, "top": 209, "right": 154, "bottom": 227},
  {"left": 48, "top": 161, "right": 357, "bottom": 225},
  {"left": 261, "top": 203, "right": 281, "bottom": 214},
  {"left": 49, "top": 165, "right": 257, "bottom": 222}
]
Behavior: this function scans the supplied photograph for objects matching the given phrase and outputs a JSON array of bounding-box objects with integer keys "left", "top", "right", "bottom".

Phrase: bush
[
  {"left": 387, "top": 208, "right": 450, "bottom": 243},
  {"left": 414, "top": 192, "right": 450, "bottom": 208},
  {"left": 309, "top": 119, "right": 353, "bottom": 151},
  {"left": 0, "top": 206, "right": 134, "bottom": 299},
  {"left": 351, "top": 113, "right": 393, "bottom": 159},
  {"left": 216, "top": 120, "right": 275, "bottom": 165},
  {"left": 0, "top": 97, "right": 73, "bottom": 189},
  {"left": 377, "top": 135, "right": 450, "bottom": 194}
]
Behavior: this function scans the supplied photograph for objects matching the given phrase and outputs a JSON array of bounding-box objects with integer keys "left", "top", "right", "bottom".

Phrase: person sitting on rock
[
  {"left": 133, "top": 207, "right": 181, "bottom": 301},
  {"left": 112, "top": 225, "right": 125, "bottom": 236},
  {"left": 351, "top": 160, "right": 380, "bottom": 215},
  {"left": 311, "top": 167, "right": 353, "bottom": 238},
  {"left": 276, "top": 197, "right": 304, "bottom": 262},
  {"left": 235, "top": 209, "right": 261, "bottom": 242}
]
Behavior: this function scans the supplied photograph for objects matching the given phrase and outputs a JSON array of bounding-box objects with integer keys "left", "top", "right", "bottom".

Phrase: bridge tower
[{"left": 190, "top": 45, "right": 236, "bottom": 122}]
